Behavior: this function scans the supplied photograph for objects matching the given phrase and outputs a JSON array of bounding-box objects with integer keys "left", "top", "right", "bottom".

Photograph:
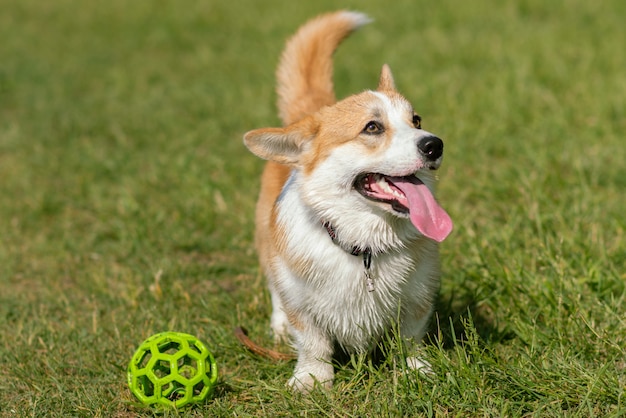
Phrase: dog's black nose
[{"left": 417, "top": 135, "right": 443, "bottom": 161}]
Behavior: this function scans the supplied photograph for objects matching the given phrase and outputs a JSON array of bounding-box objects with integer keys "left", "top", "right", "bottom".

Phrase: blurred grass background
[{"left": 0, "top": 0, "right": 624, "bottom": 416}]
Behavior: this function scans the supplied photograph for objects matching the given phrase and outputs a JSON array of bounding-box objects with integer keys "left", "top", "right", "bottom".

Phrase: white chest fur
[{"left": 273, "top": 180, "right": 439, "bottom": 352}]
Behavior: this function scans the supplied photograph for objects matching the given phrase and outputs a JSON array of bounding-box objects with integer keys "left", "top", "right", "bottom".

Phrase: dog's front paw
[
  {"left": 287, "top": 368, "right": 334, "bottom": 393},
  {"left": 406, "top": 356, "right": 433, "bottom": 375},
  {"left": 287, "top": 374, "right": 333, "bottom": 393}
]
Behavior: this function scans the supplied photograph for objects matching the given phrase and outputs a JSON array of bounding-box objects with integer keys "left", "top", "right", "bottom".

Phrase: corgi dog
[{"left": 244, "top": 11, "right": 453, "bottom": 392}]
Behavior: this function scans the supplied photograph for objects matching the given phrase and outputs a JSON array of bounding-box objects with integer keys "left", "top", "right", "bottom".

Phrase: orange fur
[
  {"left": 254, "top": 161, "right": 290, "bottom": 274},
  {"left": 277, "top": 12, "right": 370, "bottom": 125}
]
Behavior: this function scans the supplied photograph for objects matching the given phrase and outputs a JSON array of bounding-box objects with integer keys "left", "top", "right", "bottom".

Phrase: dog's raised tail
[{"left": 276, "top": 11, "right": 371, "bottom": 126}]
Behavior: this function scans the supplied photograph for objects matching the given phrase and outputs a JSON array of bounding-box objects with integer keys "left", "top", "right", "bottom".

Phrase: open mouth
[
  {"left": 354, "top": 173, "right": 413, "bottom": 214},
  {"left": 353, "top": 173, "right": 453, "bottom": 242}
]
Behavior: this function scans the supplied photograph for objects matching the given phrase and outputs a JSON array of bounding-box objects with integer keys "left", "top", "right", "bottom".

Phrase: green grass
[{"left": 1, "top": 0, "right": 624, "bottom": 416}]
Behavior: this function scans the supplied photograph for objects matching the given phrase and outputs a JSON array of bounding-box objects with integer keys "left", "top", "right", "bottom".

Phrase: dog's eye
[
  {"left": 363, "top": 121, "right": 384, "bottom": 134},
  {"left": 412, "top": 114, "right": 422, "bottom": 129}
]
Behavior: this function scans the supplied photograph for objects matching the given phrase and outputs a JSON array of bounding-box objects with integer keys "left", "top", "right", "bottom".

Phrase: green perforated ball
[{"left": 127, "top": 332, "right": 218, "bottom": 408}]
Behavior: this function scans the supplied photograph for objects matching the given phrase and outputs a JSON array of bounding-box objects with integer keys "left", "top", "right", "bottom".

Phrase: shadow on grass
[
  {"left": 211, "top": 380, "right": 235, "bottom": 400},
  {"left": 428, "top": 291, "right": 514, "bottom": 349}
]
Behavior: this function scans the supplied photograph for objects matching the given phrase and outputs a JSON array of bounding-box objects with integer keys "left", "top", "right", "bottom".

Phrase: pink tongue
[{"left": 389, "top": 177, "right": 453, "bottom": 242}]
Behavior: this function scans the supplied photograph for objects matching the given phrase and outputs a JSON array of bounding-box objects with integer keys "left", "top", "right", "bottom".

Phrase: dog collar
[
  {"left": 322, "top": 221, "right": 375, "bottom": 292},
  {"left": 322, "top": 221, "right": 366, "bottom": 256}
]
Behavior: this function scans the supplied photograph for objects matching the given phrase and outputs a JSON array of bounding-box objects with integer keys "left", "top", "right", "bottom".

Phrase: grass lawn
[{"left": 1, "top": 0, "right": 624, "bottom": 416}]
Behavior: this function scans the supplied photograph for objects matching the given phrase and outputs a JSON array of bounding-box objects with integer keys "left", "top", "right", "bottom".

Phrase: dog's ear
[
  {"left": 377, "top": 64, "right": 396, "bottom": 91},
  {"left": 244, "top": 116, "right": 318, "bottom": 165}
]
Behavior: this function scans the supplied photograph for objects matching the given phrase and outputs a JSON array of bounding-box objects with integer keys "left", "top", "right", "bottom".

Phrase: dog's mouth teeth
[
  {"left": 357, "top": 173, "right": 411, "bottom": 212},
  {"left": 354, "top": 173, "right": 453, "bottom": 242}
]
